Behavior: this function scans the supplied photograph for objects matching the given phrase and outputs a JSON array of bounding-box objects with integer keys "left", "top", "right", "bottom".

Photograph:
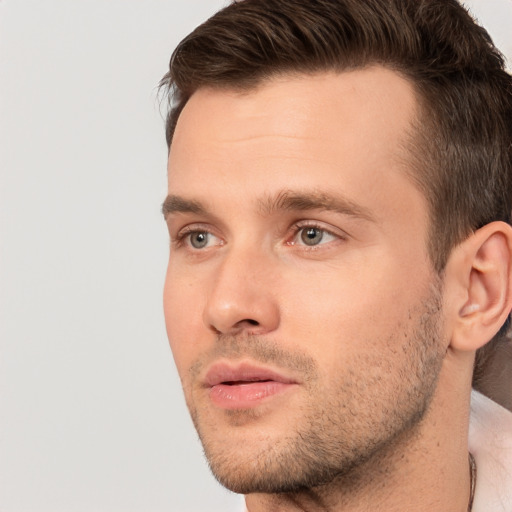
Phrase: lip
[
  {"left": 203, "top": 362, "right": 298, "bottom": 409},
  {"left": 204, "top": 362, "right": 297, "bottom": 387}
]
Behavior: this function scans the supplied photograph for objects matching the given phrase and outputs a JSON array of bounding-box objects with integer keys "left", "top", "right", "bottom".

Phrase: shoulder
[{"left": 469, "top": 390, "right": 512, "bottom": 512}]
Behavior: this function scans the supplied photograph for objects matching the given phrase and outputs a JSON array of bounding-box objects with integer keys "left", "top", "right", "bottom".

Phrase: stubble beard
[{"left": 184, "top": 283, "right": 446, "bottom": 496}]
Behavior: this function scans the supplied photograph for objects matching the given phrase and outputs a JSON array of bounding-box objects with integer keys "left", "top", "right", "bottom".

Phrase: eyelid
[
  {"left": 171, "top": 223, "right": 223, "bottom": 249},
  {"left": 287, "top": 220, "right": 348, "bottom": 247},
  {"left": 169, "top": 219, "right": 348, "bottom": 251}
]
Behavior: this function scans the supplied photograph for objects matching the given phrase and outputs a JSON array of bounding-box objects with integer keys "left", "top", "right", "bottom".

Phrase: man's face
[{"left": 163, "top": 68, "right": 447, "bottom": 493}]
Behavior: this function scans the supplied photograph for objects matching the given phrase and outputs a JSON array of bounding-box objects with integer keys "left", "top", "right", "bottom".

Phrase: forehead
[
  {"left": 171, "top": 67, "right": 417, "bottom": 143},
  {"left": 167, "top": 67, "right": 425, "bottom": 229}
]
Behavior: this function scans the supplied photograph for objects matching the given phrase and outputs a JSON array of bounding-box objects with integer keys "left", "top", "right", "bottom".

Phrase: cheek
[
  {"left": 290, "top": 255, "right": 403, "bottom": 310},
  {"left": 163, "top": 264, "right": 206, "bottom": 373},
  {"left": 280, "top": 258, "right": 420, "bottom": 362}
]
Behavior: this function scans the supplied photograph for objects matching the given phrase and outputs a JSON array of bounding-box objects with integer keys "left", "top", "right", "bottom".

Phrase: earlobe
[{"left": 448, "top": 221, "right": 512, "bottom": 352}]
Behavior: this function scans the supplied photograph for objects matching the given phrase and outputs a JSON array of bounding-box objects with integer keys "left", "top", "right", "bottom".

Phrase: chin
[{"left": 197, "top": 395, "right": 432, "bottom": 496}]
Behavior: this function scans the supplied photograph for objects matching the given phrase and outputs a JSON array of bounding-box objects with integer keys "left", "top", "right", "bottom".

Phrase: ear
[{"left": 445, "top": 221, "right": 512, "bottom": 352}]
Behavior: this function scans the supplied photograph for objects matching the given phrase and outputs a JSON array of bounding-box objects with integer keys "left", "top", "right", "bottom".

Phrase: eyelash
[
  {"left": 171, "top": 225, "right": 219, "bottom": 249},
  {"left": 172, "top": 221, "right": 345, "bottom": 251},
  {"left": 288, "top": 221, "right": 344, "bottom": 248}
]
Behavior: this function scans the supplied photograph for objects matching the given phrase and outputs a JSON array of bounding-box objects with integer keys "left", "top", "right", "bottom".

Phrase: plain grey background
[{"left": 0, "top": 1, "right": 511, "bottom": 511}]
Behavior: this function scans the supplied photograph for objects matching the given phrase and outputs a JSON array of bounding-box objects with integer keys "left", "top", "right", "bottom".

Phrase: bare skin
[{"left": 163, "top": 68, "right": 512, "bottom": 511}]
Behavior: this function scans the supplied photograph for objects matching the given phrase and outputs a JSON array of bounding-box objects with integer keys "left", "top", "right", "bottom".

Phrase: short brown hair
[{"left": 160, "top": 0, "right": 512, "bottom": 387}]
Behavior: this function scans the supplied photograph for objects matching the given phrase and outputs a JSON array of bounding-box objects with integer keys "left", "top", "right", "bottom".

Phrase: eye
[
  {"left": 173, "top": 227, "right": 223, "bottom": 250},
  {"left": 291, "top": 225, "right": 339, "bottom": 247}
]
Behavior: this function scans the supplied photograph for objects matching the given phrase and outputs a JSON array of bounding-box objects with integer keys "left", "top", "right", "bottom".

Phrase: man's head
[{"left": 160, "top": 0, "right": 512, "bottom": 499}]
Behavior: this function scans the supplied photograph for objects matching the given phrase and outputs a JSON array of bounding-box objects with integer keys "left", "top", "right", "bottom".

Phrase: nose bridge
[{"left": 203, "top": 240, "right": 279, "bottom": 335}]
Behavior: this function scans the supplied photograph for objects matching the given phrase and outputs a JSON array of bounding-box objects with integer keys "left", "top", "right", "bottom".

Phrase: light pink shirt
[{"left": 469, "top": 390, "right": 512, "bottom": 512}]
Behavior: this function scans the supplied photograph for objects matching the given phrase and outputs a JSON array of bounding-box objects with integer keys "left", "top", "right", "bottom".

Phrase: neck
[{"left": 246, "top": 358, "right": 473, "bottom": 512}]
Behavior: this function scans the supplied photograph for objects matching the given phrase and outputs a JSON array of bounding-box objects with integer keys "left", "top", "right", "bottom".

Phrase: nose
[{"left": 203, "top": 247, "right": 280, "bottom": 336}]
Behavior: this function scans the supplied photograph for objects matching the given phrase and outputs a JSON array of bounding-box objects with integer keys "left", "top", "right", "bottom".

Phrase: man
[{"left": 160, "top": 0, "right": 512, "bottom": 510}]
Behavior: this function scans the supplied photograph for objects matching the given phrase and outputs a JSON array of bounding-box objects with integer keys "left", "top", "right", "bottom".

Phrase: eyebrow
[
  {"left": 162, "top": 195, "right": 208, "bottom": 218},
  {"left": 162, "top": 190, "right": 375, "bottom": 222},
  {"left": 258, "top": 190, "right": 375, "bottom": 222}
]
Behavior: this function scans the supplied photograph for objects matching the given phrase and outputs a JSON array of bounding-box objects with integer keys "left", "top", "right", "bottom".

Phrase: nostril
[
  {"left": 232, "top": 318, "right": 260, "bottom": 330},
  {"left": 208, "top": 318, "right": 259, "bottom": 335}
]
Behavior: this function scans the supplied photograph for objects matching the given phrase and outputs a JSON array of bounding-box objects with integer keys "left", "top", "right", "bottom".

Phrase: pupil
[{"left": 301, "top": 228, "right": 323, "bottom": 246}]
